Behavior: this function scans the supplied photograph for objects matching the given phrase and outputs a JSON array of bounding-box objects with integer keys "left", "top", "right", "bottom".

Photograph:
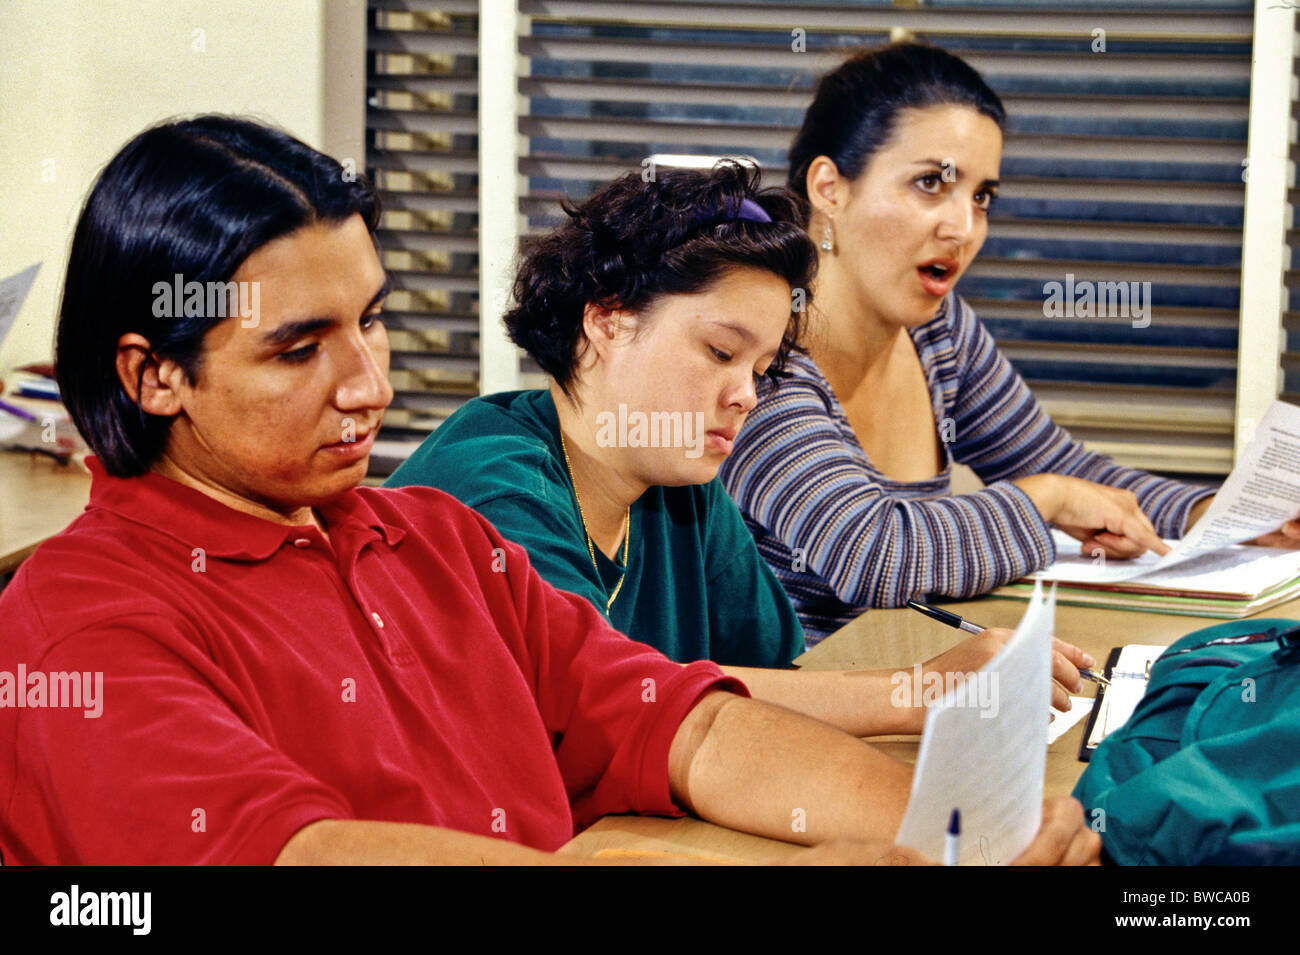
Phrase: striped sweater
[{"left": 719, "top": 292, "right": 1216, "bottom": 644}]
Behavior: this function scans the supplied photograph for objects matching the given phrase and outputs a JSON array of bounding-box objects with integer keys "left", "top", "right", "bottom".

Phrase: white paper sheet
[
  {"left": 1047, "top": 696, "right": 1094, "bottom": 744},
  {"left": 0, "top": 263, "right": 41, "bottom": 350},
  {"left": 1032, "top": 401, "right": 1300, "bottom": 584},
  {"left": 1176, "top": 400, "right": 1300, "bottom": 551},
  {"left": 895, "top": 582, "right": 1053, "bottom": 865}
]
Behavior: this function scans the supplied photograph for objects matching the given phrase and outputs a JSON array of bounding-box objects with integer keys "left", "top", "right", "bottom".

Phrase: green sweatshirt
[{"left": 385, "top": 389, "right": 805, "bottom": 667}]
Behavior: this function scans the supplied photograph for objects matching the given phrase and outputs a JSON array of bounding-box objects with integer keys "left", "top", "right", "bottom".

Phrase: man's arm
[
  {"left": 668, "top": 690, "right": 1101, "bottom": 864},
  {"left": 275, "top": 820, "right": 558, "bottom": 865},
  {"left": 274, "top": 820, "right": 719, "bottom": 865},
  {"left": 720, "top": 665, "right": 912, "bottom": 736},
  {"left": 669, "top": 691, "right": 913, "bottom": 844},
  {"left": 273, "top": 693, "right": 912, "bottom": 863},
  {"left": 276, "top": 689, "right": 1099, "bottom": 864}
]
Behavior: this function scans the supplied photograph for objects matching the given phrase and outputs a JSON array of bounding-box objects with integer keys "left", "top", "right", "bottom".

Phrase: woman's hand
[
  {"left": 1251, "top": 520, "right": 1300, "bottom": 548},
  {"left": 909, "top": 628, "right": 1092, "bottom": 733},
  {"left": 1013, "top": 473, "right": 1169, "bottom": 559}
]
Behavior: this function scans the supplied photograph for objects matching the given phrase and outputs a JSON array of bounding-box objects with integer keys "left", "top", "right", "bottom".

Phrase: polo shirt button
[
  {"left": 371, "top": 611, "right": 385, "bottom": 629},
  {"left": 292, "top": 538, "right": 312, "bottom": 548}
]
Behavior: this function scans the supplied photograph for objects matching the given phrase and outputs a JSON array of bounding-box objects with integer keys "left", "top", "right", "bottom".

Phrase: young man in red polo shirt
[{"left": 0, "top": 116, "right": 1098, "bottom": 865}]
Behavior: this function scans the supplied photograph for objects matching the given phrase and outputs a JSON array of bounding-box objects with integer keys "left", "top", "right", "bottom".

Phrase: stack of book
[
  {"left": 0, "top": 263, "right": 84, "bottom": 458},
  {"left": 991, "top": 529, "right": 1300, "bottom": 618},
  {"left": 992, "top": 399, "right": 1300, "bottom": 619},
  {"left": 0, "top": 364, "right": 85, "bottom": 459}
]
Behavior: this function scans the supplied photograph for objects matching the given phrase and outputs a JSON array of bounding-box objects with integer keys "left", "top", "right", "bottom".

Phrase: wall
[{"left": 0, "top": 0, "right": 366, "bottom": 371}]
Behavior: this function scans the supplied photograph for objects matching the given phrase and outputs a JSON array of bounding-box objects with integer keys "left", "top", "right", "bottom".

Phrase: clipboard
[
  {"left": 1078, "top": 647, "right": 1121, "bottom": 763},
  {"left": 1078, "top": 644, "right": 1163, "bottom": 762}
]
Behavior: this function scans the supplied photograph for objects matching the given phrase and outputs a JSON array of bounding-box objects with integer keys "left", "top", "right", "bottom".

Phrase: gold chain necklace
[{"left": 559, "top": 429, "right": 630, "bottom": 612}]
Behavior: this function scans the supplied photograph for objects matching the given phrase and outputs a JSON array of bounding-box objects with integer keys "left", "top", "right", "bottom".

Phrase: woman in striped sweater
[{"left": 720, "top": 43, "right": 1256, "bottom": 643}]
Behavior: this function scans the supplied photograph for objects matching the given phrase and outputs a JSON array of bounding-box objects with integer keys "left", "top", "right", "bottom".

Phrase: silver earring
[{"left": 821, "top": 217, "right": 834, "bottom": 252}]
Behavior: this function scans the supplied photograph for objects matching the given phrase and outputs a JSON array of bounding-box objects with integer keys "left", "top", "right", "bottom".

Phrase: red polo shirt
[{"left": 0, "top": 459, "right": 742, "bottom": 864}]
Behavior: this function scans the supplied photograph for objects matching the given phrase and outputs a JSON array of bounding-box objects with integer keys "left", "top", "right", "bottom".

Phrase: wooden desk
[
  {"left": 792, "top": 594, "right": 1300, "bottom": 798},
  {"left": 560, "top": 595, "right": 1300, "bottom": 861},
  {"left": 0, "top": 452, "right": 90, "bottom": 574}
]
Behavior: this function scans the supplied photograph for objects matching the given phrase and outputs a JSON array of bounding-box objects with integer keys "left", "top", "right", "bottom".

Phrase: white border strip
[
  {"left": 478, "top": 0, "right": 524, "bottom": 394},
  {"left": 1236, "top": 1, "right": 1296, "bottom": 460}
]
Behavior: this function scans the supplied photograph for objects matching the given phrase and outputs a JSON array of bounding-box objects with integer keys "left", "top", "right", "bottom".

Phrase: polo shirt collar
[
  {"left": 85, "top": 457, "right": 405, "bottom": 561},
  {"left": 321, "top": 487, "right": 407, "bottom": 551}
]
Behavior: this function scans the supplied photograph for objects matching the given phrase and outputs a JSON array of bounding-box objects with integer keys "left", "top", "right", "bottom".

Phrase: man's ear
[
  {"left": 115, "top": 333, "right": 187, "bottom": 418},
  {"left": 805, "top": 155, "right": 845, "bottom": 220}
]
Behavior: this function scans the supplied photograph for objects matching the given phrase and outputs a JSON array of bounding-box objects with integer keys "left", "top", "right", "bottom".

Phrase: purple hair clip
[
  {"left": 690, "top": 196, "right": 772, "bottom": 227},
  {"left": 733, "top": 197, "right": 772, "bottom": 223}
]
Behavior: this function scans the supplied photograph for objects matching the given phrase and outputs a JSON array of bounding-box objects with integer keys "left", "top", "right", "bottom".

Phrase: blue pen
[
  {"left": 0, "top": 397, "right": 38, "bottom": 422},
  {"left": 944, "top": 808, "right": 961, "bottom": 865}
]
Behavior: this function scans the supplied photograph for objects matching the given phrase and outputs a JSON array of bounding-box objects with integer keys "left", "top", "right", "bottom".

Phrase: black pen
[
  {"left": 905, "top": 599, "right": 1110, "bottom": 686},
  {"left": 905, "top": 599, "right": 983, "bottom": 634}
]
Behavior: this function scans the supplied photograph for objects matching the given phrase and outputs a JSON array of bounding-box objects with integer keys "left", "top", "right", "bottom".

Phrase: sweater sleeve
[
  {"left": 942, "top": 296, "right": 1215, "bottom": 539},
  {"left": 720, "top": 366, "right": 1057, "bottom": 609}
]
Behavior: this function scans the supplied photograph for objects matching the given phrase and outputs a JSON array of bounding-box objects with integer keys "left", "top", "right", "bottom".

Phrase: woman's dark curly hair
[{"left": 505, "top": 161, "right": 817, "bottom": 393}]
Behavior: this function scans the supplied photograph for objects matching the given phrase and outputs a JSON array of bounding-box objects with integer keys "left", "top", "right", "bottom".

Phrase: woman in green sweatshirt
[{"left": 387, "top": 162, "right": 1089, "bottom": 734}]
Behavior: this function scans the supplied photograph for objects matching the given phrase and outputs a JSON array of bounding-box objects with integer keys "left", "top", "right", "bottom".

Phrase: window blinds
[
  {"left": 366, "top": 0, "right": 483, "bottom": 474},
  {"left": 366, "top": 1, "right": 1274, "bottom": 479},
  {"left": 518, "top": 0, "right": 1257, "bottom": 476}
]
